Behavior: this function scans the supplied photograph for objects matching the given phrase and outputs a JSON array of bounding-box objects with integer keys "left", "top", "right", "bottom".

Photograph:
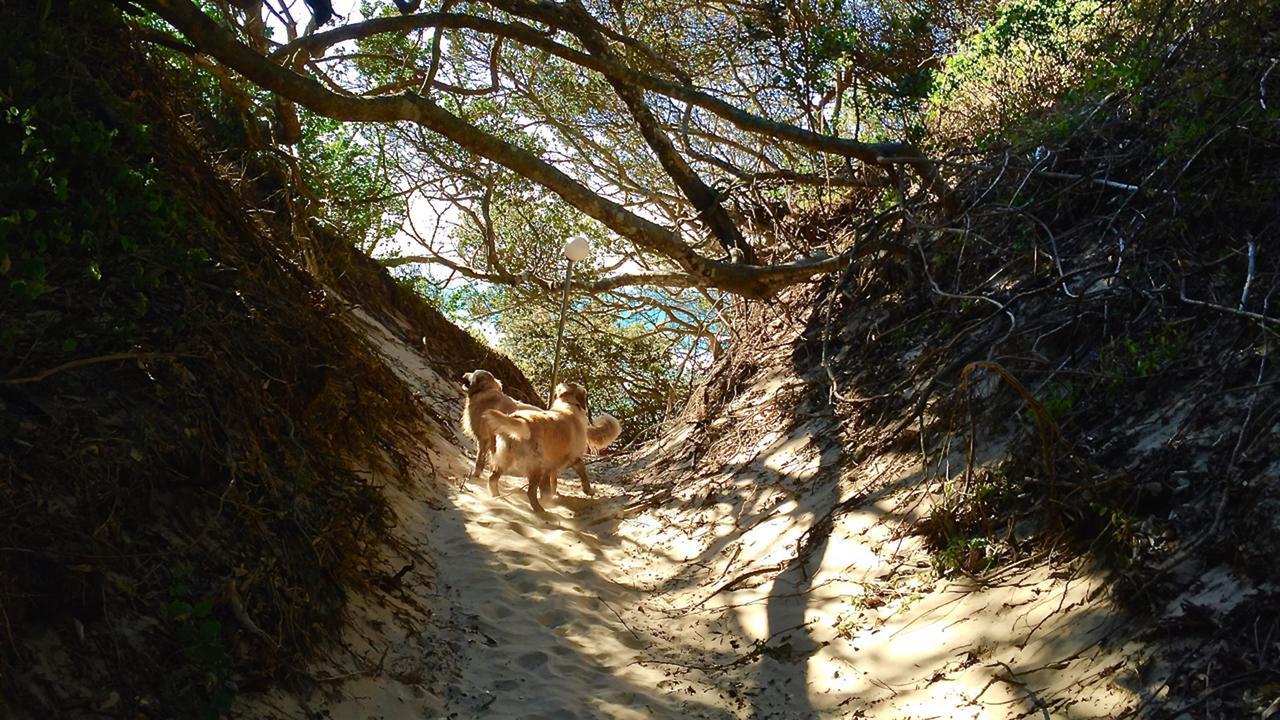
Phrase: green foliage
[
  {"left": 0, "top": 23, "right": 204, "bottom": 313},
  {"left": 943, "top": 0, "right": 1097, "bottom": 81},
  {"left": 162, "top": 564, "right": 236, "bottom": 720},
  {"left": 929, "top": 0, "right": 1104, "bottom": 141},
  {"left": 1100, "top": 327, "right": 1184, "bottom": 386},
  {"left": 741, "top": 0, "right": 954, "bottom": 120},
  {"left": 1037, "top": 379, "right": 1076, "bottom": 421},
  {"left": 484, "top": 291, "right": 705, "bottom": 441},
  {"left": 933, "top": 535, "right": 997, "bottom": 576},
  {"left": 920, "top": 468, "right": 1020, "bottom": 578},
  {"left": 400, "top": 274, "right": 485, "bottom": 320},
  {"left": 1087, "top": 499, "right": 1135, "bottom": 556},
  {"left": 296, "top": 114, "right": 405, "bottom": 252}
]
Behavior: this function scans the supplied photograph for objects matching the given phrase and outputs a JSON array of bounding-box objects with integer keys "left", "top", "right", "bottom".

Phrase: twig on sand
[
  {"left": 376, "top": 561, "right": 416, "bottom": 591},
  {"left": 989, "top": 660, "right": 1051, "bottom": 720},
  {"left": 596, "top": 594, "right": 645, "bottom": 647},
  {"left": 678, "top": 563, "right": 785, "bottom": 611},
  {"left": 631, "top": 621, "right": 814, "bottom": 673}
]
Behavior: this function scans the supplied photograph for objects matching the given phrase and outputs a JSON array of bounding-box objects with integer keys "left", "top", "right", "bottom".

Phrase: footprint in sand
[
  {"left": 516, "top": 650, "right": 548, "bottom": 669},
  {"left": 480, "top": 603, "right": 514, "bottom": 621},
  {"left": 508, "top": 575, "right": 531, "bottom": 592},
  {"left": 549, "top": 658, "right": 593, "bottom": 678},
  {"left": 503, "top": 552, "right": 533, "bottom": 568},
  {"left": 494, "top": 677, "right": 521, "bottom": 691},
  {"left": 536, "top": 608, "right": 571, "bottom": 627},
  {"left": 616, "top": 631, "right": 646, "bottom": 650},
  {"left": 530, "top": 712, "right": 578, "bottom": 720}
]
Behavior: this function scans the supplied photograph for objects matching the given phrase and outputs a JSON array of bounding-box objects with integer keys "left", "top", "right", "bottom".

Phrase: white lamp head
[{"left": 563, "top": 236, "right": 591, "bottom": 263}]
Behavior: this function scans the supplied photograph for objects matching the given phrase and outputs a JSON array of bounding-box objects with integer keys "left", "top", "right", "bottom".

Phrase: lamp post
[{"left": 548, "top": 236, "right": 591, "bottom": 406}]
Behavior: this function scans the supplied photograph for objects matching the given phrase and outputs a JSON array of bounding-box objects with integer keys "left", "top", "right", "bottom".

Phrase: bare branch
[
  {"left": 137, "top": 0, "right": 873, "bottom": 296},
  {"left": 274, "top": 8, "right": 956, "bottom": 210},
  {"left": 551, "top": 0, "right": 755, "bottom": 263}
]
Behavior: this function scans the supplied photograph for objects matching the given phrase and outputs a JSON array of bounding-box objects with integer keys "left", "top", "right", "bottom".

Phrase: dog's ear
[{"left": 461, "top": 371, "right": 474, "bottom": 387}]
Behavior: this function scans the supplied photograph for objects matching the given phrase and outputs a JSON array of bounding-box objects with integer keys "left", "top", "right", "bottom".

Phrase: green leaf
[
  {"left": 192, "top": 600, "right": 214, "bottom": 619},
  {"left": 195, "top": 619, "right": 222, "bottom": 644},
  {"left": 167, "top": 600, "right": 194, "bottom": 621}
]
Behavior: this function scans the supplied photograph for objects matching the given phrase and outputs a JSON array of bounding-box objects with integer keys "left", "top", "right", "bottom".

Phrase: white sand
[
  {"left": 420, "top": 460, "right": 1144, "bottom": 719},
  {"left": 431, "top": 473, "right": 731, "bottom": 719}
]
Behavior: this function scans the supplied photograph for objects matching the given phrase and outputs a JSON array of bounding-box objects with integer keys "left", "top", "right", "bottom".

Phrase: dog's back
[
  {"left": 463, "top": 387, "right": 518, "bottom": 440},
  {"left": 461, "top": 370, "right": 536, "bottom": 441},
  {"left": 487, "top": 405, "right": 587, "bottom": 479}
]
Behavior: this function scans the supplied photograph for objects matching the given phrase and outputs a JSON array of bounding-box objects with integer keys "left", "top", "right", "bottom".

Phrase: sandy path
[
  {"left": 429, "top": 467, "right": 733, "bottom": 720},
  {"left": 421, "top": 432, "right": 1146, "bottom": 719},
  {"left": 250, "top": 305, "right": 726, "bottom": 719},
  {"left": 318, "top": 306, "right": 1148, "bottom": 719}
]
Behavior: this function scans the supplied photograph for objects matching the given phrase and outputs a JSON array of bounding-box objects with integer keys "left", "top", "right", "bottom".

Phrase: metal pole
[{"left": 548, "top": 259, "right": 574, "bottom": 407}]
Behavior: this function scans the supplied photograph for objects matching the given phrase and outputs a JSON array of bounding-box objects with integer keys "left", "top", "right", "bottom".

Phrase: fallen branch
[
  {"left": 1, "top": 352, "right": 196, "bottom": 385},
  {"left": 989, "top": 660, "right": 1051, "bottom": 720},
  {"left": 596, "top": 594, "right": 645, "bottom": 647},
  {"left": 1179, "top": 282, "right": 1280, "bottom": 327},
  {"left": 226, "top": 579, "right": 278, "bottom": 648}
]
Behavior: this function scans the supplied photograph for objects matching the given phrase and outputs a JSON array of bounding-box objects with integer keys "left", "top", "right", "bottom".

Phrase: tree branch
[
  {"left": 136, "top": 0, "right": 867, "bottom": 296},
  {"left": 273, "top": 8, "right": 956, "bottom": 212},
  {"left": 383, "top": 229, "right": 902, "bottom": 294},
  {"left": 381, "top": 255, "right": 720, "bottom": 292},
  {"left": 554, "top": 0, "right": 755, "bottom": 263}
]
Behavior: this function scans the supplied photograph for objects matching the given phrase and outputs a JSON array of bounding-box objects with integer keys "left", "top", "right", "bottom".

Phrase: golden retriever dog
[
  {"left": 482, "top": 382, "right": 620, "bottom": 513},
  {"left": 460, "top": 370, "right": 620, "bottom": 498}
]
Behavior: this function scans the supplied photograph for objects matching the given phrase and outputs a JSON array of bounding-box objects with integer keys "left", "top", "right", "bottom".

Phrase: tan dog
[
  {"left": 483, "top": 382, "right": 620, "bottom": 513},
  {"left": 460, "top": 370, "right": 620, "bottom": 498}
]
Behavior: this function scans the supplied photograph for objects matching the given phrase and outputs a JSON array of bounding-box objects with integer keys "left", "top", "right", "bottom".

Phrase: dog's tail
[
  {"left": 586, "top": 414, "right": 622, "bottom": 450},
  {"left": 483, "top": 409, "right": 531, "bottom": 441}
]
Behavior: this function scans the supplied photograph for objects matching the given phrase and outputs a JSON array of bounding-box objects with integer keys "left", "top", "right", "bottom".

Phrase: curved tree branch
[
  {"left": 554, "top": 0, "right": 755, "bottom": 263},
  {"left": 379, "top": 255, "right": 709, "bottom": 293},
  {"left": 384, "top": 226, "right": 905, "bottom": 295},
  {"left": 134, "top": 0, "right": 868, "bottom": 297},
  {"left": 272, "top": 9, "right": 956, "bottom": 212}
]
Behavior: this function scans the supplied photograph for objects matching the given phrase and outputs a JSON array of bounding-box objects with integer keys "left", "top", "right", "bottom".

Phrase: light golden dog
[
  {"left": 482, "top": 381, "right": 620, "bottom": 513},
  {"left": 460, "top": 370, "right": 619, "bottom": 501}
]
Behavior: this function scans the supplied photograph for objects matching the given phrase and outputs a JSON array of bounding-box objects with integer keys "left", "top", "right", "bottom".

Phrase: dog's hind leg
[
  {"left": 571, "top": 459, "right": 594, "bottom": 497},
  {"left": 526, "top": 472, "right": 546, "bottom": 514},
  {"left": 487, "top": 467, "right": 503, "bottom": 498},
  {"left": 470, "top": 436, "right": 492, "bottom": 480}
]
